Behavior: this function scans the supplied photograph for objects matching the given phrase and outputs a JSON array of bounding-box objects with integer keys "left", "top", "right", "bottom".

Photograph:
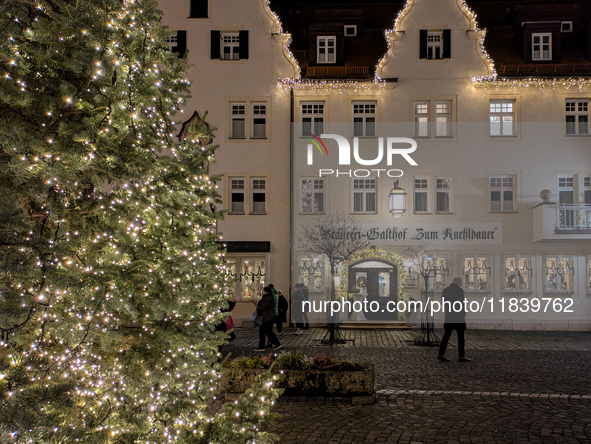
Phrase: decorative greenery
[
  {"left": 226, "top": 351, "right": 364, "bottom": 372},
  {"left": 0, "top": 1, "right": 279, "bottom": 442},
  {"left": 339, "top": 249, "right": 407, "bottom": 301}
]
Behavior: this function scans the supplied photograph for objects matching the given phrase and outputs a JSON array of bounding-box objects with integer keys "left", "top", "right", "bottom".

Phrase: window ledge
[
  {"left": 413, "top": 212, "right": 433, "bottom": 215},
  {"left": 250, "top": 137, "right": 267, "bottom": 140},
  {"left": 249, "top": 212, "right": 267, "bottom": 215},
  {"left": 228, "top": 137, "right": 246, "bottom": 140},
  {"left": 435, "top": 211, "right": 454, "bottom": 215},
  {"left": 490, "top": 211, "right": 519, "bottom": 214},
  {"left": 565, "top": 134, "right": 591, "bottom": 137},
  {"left": 299, "top": 212, "right": 326, "bottom": 216},
  {"left": 228, "top": 212, "right": 246, "bottom": 215}
]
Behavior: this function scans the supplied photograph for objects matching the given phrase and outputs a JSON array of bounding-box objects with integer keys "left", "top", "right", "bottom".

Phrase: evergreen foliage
[{"left": 0, "top": 0, "right": 280, "bottom": 442}]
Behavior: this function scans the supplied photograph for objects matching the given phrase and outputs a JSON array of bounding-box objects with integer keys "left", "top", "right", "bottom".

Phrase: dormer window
[
  {"left": 561, "top": 21, "right": 573, "bottom": 33},
  {"left": 317, "top": 36, "right": 336, "bottom": 64},
  {"left": 420, "top": 30, "right": 451, "bottom": 60},
  {"left": 344, "top": 25, "right": 357, "bottom": 37},
  {"left": 532, "top": 33, "right": 551, "bottom": 61}
]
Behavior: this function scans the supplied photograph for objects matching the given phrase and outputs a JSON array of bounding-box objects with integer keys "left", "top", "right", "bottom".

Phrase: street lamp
[{"left": 388, "top": 179, "right": 407, "bottom": 219}]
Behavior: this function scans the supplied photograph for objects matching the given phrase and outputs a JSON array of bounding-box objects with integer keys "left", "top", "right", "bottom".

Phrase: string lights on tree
[{"left": 0, "top": 0, "right": 280, "bottom": 442}]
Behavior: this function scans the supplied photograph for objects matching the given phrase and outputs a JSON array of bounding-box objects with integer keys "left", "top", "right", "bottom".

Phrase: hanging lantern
[{"left": 388, "top": 179, "right": 407, "bottom": 219}]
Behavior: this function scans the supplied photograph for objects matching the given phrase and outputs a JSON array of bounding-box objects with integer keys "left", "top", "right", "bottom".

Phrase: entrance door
[{"left": 349, "top": 260, "right": 398, "bottom": 321}]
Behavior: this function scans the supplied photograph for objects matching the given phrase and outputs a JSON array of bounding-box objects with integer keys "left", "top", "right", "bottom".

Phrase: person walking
[
  {"left": 276, "top": 289, "right": 288, "bottom": 335},
  {"left": 291, "top": 284, "right": 305, "bottom": 335},
  {"left": 437, "top": 277, "right": 471, "bottom": 362},
  {"left": 254, "top": 286, "right": 282, "bottom": 352},
  {"left": 265, "top": 284, "right": 280, "bottom": 346}
]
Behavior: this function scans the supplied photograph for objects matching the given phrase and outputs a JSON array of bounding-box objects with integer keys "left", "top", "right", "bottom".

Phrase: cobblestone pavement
[{"left": 224, "top": 328, "right": 591, "bottom": 443}]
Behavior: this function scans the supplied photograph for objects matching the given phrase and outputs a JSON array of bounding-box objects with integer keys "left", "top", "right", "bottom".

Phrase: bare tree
[
  {"left": 299, "top": 214, "right": 368, "bottom": 344},
  {"left": 404, "top": 244, "right": 453, "bottom": 346}
]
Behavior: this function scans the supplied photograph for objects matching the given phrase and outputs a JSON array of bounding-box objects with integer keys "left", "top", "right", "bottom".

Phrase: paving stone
[{"left": 222, "top": 328, "right": 591, "bottom": 443}]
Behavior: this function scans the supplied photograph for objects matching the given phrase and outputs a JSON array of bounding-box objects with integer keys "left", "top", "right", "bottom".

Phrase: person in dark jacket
[
  {"left": 253, "top": 286, "right": 282, "bottom": 351},
  {"left": 437, "top": 277, "right": 471, "bottom": 362},
  {"left": 276, "top": 289, "right": 288, "bottom": 334}
]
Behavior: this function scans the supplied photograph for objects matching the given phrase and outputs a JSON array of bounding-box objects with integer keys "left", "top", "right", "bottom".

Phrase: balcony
[
  {"left": 499, "top": 63, "right": 591, "bottom": 76},
  {"left": 304, "top": 66, "right": 370, "bottom": 78},
  {"left": 533, "top": 204, "right": 591, "bottom": 241}
]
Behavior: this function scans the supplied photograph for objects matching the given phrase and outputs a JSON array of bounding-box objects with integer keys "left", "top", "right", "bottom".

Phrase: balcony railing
[
  {"left": 533, "top": 203, "right": 591, "bottom": 241},
  {"left": 556, "top": 204, "right": 591, "bottom": 230},
  {"left": 305, "top": 66, "right": 370, "bottom": 77},
  {"left": 499, "top": 63, "right": 591, "bottom": 75}
]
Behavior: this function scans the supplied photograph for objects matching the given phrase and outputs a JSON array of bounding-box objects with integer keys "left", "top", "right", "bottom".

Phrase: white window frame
[
  {"left": 489, "top": 100, "right": 515, "bottom": 137},
  {"left": 225, "top": 254, "right": 269, "bottom": 300},
  {"left": 221, "top": 32, "right": 240, "bottom": 60},
  {"left": 427, "top": 31, "right": 443, "bottom": 60},
  {"left": 503, "top": 255, "right": 533, "bottom": 294},
  {"left": 544, "top": 255, "right": 574, "bottom": 295},
  {"left": 413, "top": 102, "right": 430, "bottom": 137},
  {"left": 435, "top": 177, "right": 451, "bottom": 213},
  {"left": 344, "top": 25, "right": 357, "bottom": 37},
  {"left": 587, "top": 255, "right": 591, "bottom": 295},
  {"left": 532, "top": 32, "right": 552, "bottom": 61},
  {"left": 230, "top": 102, "right": 246, "bottom": 139},
  {"left": 165, "top": 31, "right": 178, "bottom": 52},
  {"left": 250, "top": 177, "right": 266, "bottom": 214},
  {"left": 424, "top": 251, "right": 451, "bottom": 292},
  {"left": 462, "top": 254, "right": 491, "bottom": 294},
  {"left": 229, "top": 177, "right": 245, "bottom": 214},
  {"left": 299, "top": 256, "right": 326, "bottom": 292},
  {"left": 352, "top": 178, "right": 377, "bottom": 214},
  {"left": 352, "top": 101, "right": 376, "bottom": 137},
  {"left": 301, "top": 102, "right": 325, "bottom": 136},
  {"left": 317, "top": 36, "right": 336, "bottom": 64},
  {"left": 300, "top": 177, "right": 325, "bottom": 214},
  {"left": 413, "top": 177, "right": 429, "bottom": 213},
  {"left": 490, "top": 175, "right": 516, "bottom": 212},
  {"left": 413, "top": 100, "right": 453, "bottom": 138},
  {"left": 251, "top": 103, "right": 267, "bottom": 139},
  {"left": 566, "top": 99, "right": 589, "bottom": 136},
  {"left": 584, "top": 176, "right": 591, "bottom": 204},
  {"left": 435, "top": 101, "right": 452, "bottom": 137},
  {"left": 561, "top": 21, "right": 573, "bottom": 33}
]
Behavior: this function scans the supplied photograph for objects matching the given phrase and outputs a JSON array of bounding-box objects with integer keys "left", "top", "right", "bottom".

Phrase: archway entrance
[{"left": 348, "top": 259, "right": 398, "bottom": 321}]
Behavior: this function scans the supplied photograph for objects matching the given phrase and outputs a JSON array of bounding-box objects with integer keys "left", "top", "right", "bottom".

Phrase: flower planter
[{"left": 220, "top": 364, "right": 375, "bottom": 405}]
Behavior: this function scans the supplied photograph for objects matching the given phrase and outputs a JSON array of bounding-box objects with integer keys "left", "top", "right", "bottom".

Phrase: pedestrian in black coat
[
  {"left": 437, "top": 278, "right": 471, "bottom": 362},
  {"left": 253, "top": 286, "right": 282, "bottom": 351},
  {"left": 276, "top": 290, "right": 288, "bottom": 334}
]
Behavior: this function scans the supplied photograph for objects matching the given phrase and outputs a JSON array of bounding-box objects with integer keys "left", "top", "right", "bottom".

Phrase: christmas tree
[{"left": 0, "top": 0, "right": 280, "bottom": 442}]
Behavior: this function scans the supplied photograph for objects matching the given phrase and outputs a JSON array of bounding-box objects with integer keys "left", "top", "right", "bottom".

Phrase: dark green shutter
[
  {"left": 190, "top": 0, "right": 208, "bottom": 18},
  {"left": 211, "top": 30, "right": 220, "bottom": 59},
  {"left": 176, "top": 31, "right": 187, "bottom": 57},
  {"left": 239, "top": 30, "right": 249, "bottom": 60},
  {"left": 420, "top": 30, "right": 428, "bottom": 59},
  {"left": 443, "top": 29, "right": 451, "bottom": 58}
]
